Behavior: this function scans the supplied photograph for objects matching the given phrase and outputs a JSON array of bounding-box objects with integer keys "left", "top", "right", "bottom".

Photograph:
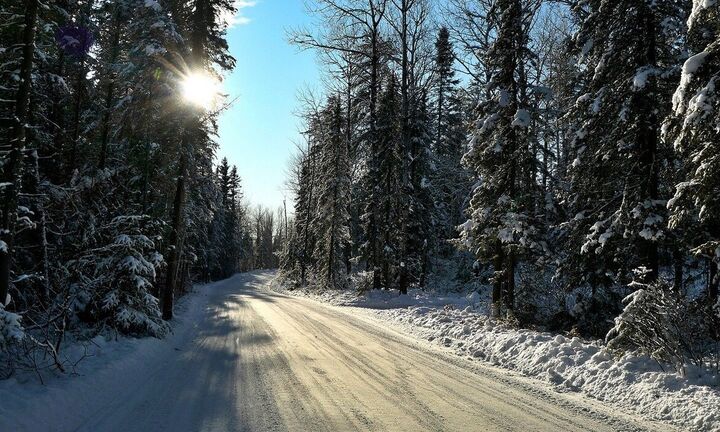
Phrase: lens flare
[{"left": 181, "top": 72, "right": 221, "bottom": 109}]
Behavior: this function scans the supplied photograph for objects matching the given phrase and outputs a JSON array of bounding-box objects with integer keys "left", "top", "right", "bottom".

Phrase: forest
[
  {"left": 281, "top": 0, "right": 720, "bottom": 372},
  {"left": 0, "top": 0, "right": 284, "bottom": 373},
  {"left": 0, "top": 0, "right": 719, "bottom": 393}
]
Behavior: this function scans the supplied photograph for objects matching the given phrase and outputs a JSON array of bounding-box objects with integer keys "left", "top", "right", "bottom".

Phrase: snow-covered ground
[
  {"left": 3, "top": 271, "right": 667, "bottom": 432},
  {"left": 274, "top": 281, "right": 720, "bottom": 432},
  {"left": 2, "top": 271, "right": 716, "bottom": 431},
  {"left": 0, "top": 276, "right": 219, "bottom": 430}
]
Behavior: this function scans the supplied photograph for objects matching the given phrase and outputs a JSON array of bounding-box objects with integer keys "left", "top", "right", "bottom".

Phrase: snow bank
[
  {"left": 378, "top": 305, "right": 720, "bottom": 431},
  {"left": 280, "top": 283, "right": 720, "bottom": 431},
  {"left": 298, "top": 286, "right": 483, "bottom": 311},
  {"left": 0, "top": 275, "right": 235, "bottom": 430}
]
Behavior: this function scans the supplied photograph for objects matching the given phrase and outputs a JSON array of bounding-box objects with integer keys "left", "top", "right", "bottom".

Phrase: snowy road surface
[{"left": 4, "top": 271, "right": 671, "bottom": 432}]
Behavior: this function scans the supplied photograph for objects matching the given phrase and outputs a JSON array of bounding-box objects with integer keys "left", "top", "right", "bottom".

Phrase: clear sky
[{"left": 217, "top": 1, "right": 319, "bottom": 211}]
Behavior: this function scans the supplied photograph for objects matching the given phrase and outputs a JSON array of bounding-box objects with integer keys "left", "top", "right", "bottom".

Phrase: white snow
[
  {"left": 144, "top": 0, "right": 161, "bottom": 11},
  {"left": 0, "top": 275, "right": 222, "bottom": 430},
  {"left": 280, "top": 284, "right": 720, "bottom": 431},
  {"left": 673, "top": 52, "right": 710, "bottom": 112},
  {"left": 479, "top": 112, "right": 500, "bottom": 133},
  {"left": 0, "top": 305, "right": 23, "bottom": 348},
  {"left": 633, "top": 66, "right": 657, "bottom": 90},
  {"left": 511, "top": 109, "right": 530, "bottom": 128},
  {"left": 683, "top": 52, "right": 709, "bottom": 76},
  {"left": 689, "top": 0, "right": 717, "bottom": 29}
]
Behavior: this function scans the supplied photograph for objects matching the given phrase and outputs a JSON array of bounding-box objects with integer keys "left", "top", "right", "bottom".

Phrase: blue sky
[{"left": 217, "top": 1, "right": 319, "bottom": 211}]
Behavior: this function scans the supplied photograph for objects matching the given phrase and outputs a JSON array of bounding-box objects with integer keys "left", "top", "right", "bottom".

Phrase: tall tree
[
  {"left": 291, "top": 0, "right": 390, "bottom": 289},
  {"left": 431, "top": 27, "right": 469, "bottom": 249},
  {"left": 0, "top": 0, "right": 39, "bottom": 307},
  {"left": 161, "top": 0, "right": 236, "bottom": 320},
  {"left": 461, "top": 0, "right": 540, "bottom": 317},
  {"left": 563, "top": 0, "right": 686, "bottom": 294},
  {"left": 666, "top": 0, "right": 719, "bottom": 305},
  {"left": 314, "top": 97, "right": 352, "bottom": 287}
]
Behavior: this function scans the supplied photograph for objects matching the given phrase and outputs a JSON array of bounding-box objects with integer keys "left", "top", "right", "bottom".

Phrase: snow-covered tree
[
  {"left": 70, "top": 215, "right": 167, "bottom": 337},
  {"left": 430, "top": 27, "right": 470, "bottom": 251},
  {"left": 461, "top": 0, "right": 542, "bottom": 317},
  {"left": 666, "top": 0, "right": 720, "bottom": 305},
  {"left": 313, "top": 97, "right": 352, "bottom": 287},
  {"left": 562, "top": 0, "right": 686, "bottom": 292}
]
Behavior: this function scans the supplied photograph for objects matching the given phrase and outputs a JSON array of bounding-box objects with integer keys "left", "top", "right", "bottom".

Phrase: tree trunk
[
  {"left": 709, "top": 258, "right": 718, "bottom": 306},
  {"left": 0, "top": 0, "right": 39, "bottom": 307},
  {"left": 397, "top": 0, "right": 411, "bottom": 296},
  {"left": 673, "top": 248, "right": 683, "bottom": 293},
  {"left": 68, "top": 66, "right": 85, "bottom": 177},
  {"left": 637, "top": 4, "right": 660, "bottom": 282},
  {"left": 491, "top": 240, "right": 504, "bottom": 317},
  {"left": 29, "top": 150, "right": 50, "bottom": 304},
  {"left": 162, "top": 149, "right": 187, "bottom": 320},
  {"left": 98, "top": 9, "right": 122, "bottom": 170},
  {"left": 506, "top": 250, "right": 516, "bottom": 315}
]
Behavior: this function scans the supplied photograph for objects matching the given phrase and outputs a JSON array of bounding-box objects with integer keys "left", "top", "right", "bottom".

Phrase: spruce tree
[
  {"left": 563, "top": 0, "right": 686, "bottom": 296},
  {"left": 666, "top": 0, "right": 720, "bottom": 304},
  {"left": 461, "top": 0, "right": 540, "bottom": 316},
  {"left": 314, "top": 97, "right": 351, "bottom": 287},
  {"left": 431, "top": 27, "right": 469, "bottom": 251},
  {"left": 375, "top": 76, "right": 403, "bottom": 289}
]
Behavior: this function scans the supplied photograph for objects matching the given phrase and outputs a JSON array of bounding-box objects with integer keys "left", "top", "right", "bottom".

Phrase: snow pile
[
  {"left": 673, "top": 51, "right": 710, "bottom": 112},
  {"left": 372, "top": 305, "right": 720, "bottom": 431},
  {"left": 332, "top": 288, "right": 479, "bottom": 309},
  {"left": 0, "top": 305, "right": 23, "bottom": 350},
  {"left": 278, "top": 279, "right": 720, "bottom": 431}
]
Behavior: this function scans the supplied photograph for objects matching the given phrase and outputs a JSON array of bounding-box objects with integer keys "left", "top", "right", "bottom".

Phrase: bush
[
  {"left": 351, "top": 271, "right": 375, "bottom": 294},
  {"left": 606, "top": 280, "right": 716, "bottom": 374},
  {"left": 0, "top": 305, "right": 23, "bottom": 351},
  {"left": 69, "top": 216, "right": 168, "bottom": 337}
]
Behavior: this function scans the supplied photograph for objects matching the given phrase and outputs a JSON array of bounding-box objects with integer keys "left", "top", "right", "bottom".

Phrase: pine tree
[
  {"left": 666, "top": 0, "right": 720, "bottom": 305},
  {"left": 461, "top": 0, "right": 541, "bottom": 317},
  {"left": 563, "top": 0, "right": 686, "bottom": 296},
  {"left": 0, "top": 0, "right": 39, "bottom": 313},
  {"left": 375, "top": 76, "right": 403, "bottom": 289},
  {"left": 431, "top": 27, "right": 470, "bottom": 251},
  {"left": 161, "top": 0, "right": 236, "bottom": 320},
  {"left": 314, "top": 97, "right": 351, "bottom": 287},
  {"left": 287, "top": 134, "right": 320, "bottom": 286},
  {"left": 403, "top": 92, "right": 435, "bottom": 288}
]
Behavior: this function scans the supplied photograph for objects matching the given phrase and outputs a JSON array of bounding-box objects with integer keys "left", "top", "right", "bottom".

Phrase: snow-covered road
[{"left": 4, "top": 271, "right": 672, "bottom": 431}]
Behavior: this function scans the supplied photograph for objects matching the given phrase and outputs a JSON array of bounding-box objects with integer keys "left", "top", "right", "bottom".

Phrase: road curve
[{"left": 7, "top": 272, "right": 670, "bottom": 432}]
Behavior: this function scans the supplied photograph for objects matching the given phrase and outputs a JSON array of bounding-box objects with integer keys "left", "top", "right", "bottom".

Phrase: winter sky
[{"left": 217, "top": 1, "right": 320, "bottom": 212}]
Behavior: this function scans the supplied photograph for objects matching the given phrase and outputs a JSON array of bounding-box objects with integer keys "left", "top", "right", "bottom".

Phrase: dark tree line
[
  {"left": 283, "top": 0, "right": 720, "bottom": 367},
  {"left": 0, "top": 0, "right": 272, "bottom": 373}
]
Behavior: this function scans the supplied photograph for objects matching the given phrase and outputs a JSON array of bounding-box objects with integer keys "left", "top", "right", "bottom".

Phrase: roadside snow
[
  {"left": 0, "top": 276, "right": 222, "bottom": 429},
  {"left": 276, "top": 282, "right": 720, "bottom": 432}
]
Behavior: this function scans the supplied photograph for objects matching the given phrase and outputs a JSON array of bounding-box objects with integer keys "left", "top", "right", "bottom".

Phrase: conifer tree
[
  {"left": 461, "top": 0, "right": 540, "bottom": 316},
  {"left": 314, "top": 97, "right": 352, "bottom": 287},
  {"left": 431, "top": 27, "right": 469, "bottom": 249},
  {"left": 563, "top": 0, "right": 686, "bottom": 295},
  {"left": 666, "top": 0, "right": 719, "bottom": 305}
]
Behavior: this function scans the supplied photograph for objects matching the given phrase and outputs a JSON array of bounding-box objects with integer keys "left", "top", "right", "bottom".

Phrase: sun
[{"left": 181, "top": 72, "right": 221, "bottom": 109}]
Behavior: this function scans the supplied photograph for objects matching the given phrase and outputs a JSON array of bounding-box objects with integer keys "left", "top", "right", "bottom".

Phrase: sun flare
[{"left": 181, "top": 72, "right": 221, "bottom": 109}]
